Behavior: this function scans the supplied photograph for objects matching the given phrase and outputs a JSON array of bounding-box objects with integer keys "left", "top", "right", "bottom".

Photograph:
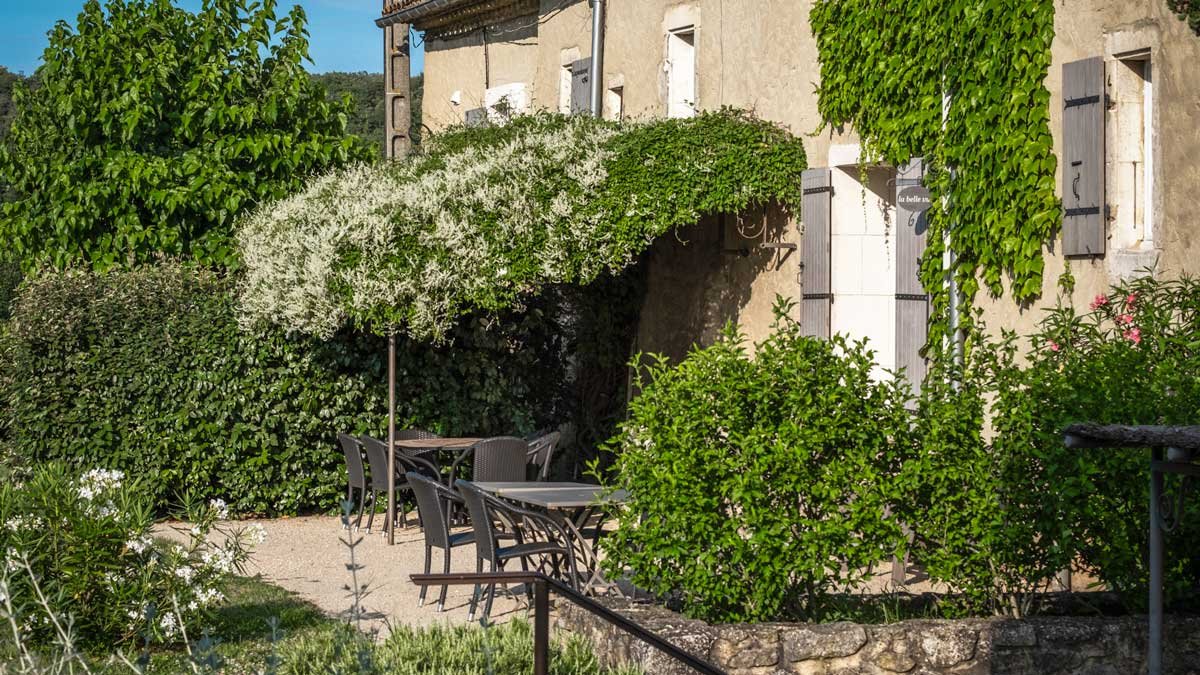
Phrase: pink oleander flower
[
  {"left": 1125, "top": 292, "right": 1138, "bottom": 309},
  {"left": 1048, "top": 340, "right": 1061, "bottom": 352},
  {"left": 1117, "top": 313, "right": 1134, "bottom": 326},
  {"left": 1124, "top": 327, "right": 1142, "bottom": 344},
  {"left": 1090, "top": 294, "right": 1109, "bottom": 310}
]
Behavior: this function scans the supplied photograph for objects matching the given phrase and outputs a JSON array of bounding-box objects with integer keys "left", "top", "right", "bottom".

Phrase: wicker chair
[
  {"left": 337, "top": 434, "right": 369, "bottom": 530},
  {"left": 449, "top": 436, "right": 531, "bottom": 485},
  {"left": 406, "top": 472, "right": 474, "bottom": 611},
  {"left": 525, "top": 431, "right": 561, "bottom": 481},
  {"left": 358, "top": 437, "right": 395, "bottom": 533},
  {"left": 456, "top": 480, "right": 577, "bottom": 624}
]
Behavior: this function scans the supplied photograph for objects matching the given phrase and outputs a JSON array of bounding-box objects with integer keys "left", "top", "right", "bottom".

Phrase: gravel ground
[
  {"left": 159, "top": 514, "right": 1085, "bottom": 637},
  {"left": 158, "top": 514, "right": 525, "bottom": 635}
]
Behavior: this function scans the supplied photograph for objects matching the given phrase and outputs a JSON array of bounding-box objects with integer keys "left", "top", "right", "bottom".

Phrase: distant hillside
[
  {"left": 0, "top": 66, "right": 27, "bottom": 141},
  {"left": 312, "top": 71, "right": 424, "bottom": 155}
]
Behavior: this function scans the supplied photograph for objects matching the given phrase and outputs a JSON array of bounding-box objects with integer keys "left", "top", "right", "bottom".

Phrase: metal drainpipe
[{"left": 589, "top": 0, "right": 605, "bottom": 117}]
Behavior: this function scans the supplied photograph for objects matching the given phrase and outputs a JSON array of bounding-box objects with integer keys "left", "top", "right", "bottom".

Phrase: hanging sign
[{"left": 898, "top": 185, "right": 932, "bottom": 213}]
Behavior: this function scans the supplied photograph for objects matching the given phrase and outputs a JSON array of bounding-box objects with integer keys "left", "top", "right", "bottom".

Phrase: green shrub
[
  {"left": 902, "top": 273, "right": 1200, "bottom": 615},
  {"left": 898, "top": 338, "right": 1072, "bottom": 617},
  {"left": 601, "top": 301, "right": 911, "bottom": 623},
  {"left": 992, "top": 274, "right": 1200, "bottom": 609},
  {"left": 0, "top": 263, "right": 592, "bottom": 515},
  {"left": 0, "top": 463, "right": 255, "bottom": 648}
]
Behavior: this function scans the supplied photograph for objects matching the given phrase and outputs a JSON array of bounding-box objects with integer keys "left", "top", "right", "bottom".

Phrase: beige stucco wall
[
  {"left": 421, "top": 16, "right": 538, "bottom": 130},
  {"left": 976, "top": 0, "right": 1200, "bottom": 340},
  {"left": 412, "top": 0, "right": 1200, "bottom": 358}
]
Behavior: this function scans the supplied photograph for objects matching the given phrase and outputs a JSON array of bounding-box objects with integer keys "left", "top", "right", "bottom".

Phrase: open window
[
  {"left": 666, "top": 27, "right": 696, "bottom": 119},
  {"left": 1109, "top": 50, "right": 1153, "bottom": 251}
]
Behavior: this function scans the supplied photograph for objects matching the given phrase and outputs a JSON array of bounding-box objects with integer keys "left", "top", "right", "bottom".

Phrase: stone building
[{"left": 376, "top": 0, "right": 1200, "bottom": 388}]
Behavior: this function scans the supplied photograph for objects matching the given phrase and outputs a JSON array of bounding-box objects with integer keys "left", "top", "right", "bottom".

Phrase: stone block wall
[{"left": 557, "top": 598, "right": 1200, "bottom": 674}]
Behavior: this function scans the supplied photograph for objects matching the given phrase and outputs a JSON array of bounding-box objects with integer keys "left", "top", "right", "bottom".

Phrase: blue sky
[{"left": 0, "top": 0, "right": 424, "bottom": 75}]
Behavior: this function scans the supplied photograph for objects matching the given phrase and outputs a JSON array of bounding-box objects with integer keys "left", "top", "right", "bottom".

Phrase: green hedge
[{"left": 0, "top": 264, "right": 594, "bottom": 515}]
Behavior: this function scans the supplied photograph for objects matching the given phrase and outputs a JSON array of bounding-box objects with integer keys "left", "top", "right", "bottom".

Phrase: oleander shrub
[
  {"left": 0, "top": 263, "right": 582, "bottom": 515},
  {"left": 901, "top": 273, "right": 1200, "bottom": 615},
  {"left": 991, "top": 273, "right": 1200, "bottom": 610},
  {"left": 601, "top": 301, "right": 912, "bottom": 623},
  {"left": 0, "top": 463, "right": 257, "bottom": 648}
]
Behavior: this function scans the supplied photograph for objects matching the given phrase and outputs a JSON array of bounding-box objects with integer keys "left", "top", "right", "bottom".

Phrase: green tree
[{"left": 0, "top": 0, "right": 374, "bottom": 272}]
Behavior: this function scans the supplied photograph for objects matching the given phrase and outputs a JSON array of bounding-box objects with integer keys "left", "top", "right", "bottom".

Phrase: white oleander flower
[
  {"left": 208, "top": 499, "right": 229, "bottom": 520},
  {"left": 159, "top": 612, "right": 178, "bottom": 637}
]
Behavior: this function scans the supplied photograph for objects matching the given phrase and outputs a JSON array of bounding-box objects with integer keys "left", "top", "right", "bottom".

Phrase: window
[
  {"left": 605, "top": 86, "right": 624, "bottom": 121},
  {"left": 484, "top": 82, "right": 529, "bottom": 122},
  {"left": 666, "top": 27, "right": 696, "bottom": 119},
  {"left": 1109, "top": 50, "right": 1153, "bottom": 250},
  {"left": 559, "top": 64, "right": 573, "bottom": 114}
]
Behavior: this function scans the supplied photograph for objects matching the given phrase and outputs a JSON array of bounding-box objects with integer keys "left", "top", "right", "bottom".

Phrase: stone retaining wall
[{"left": 557, "top": 598, "right": 1200, "bottom": 674}]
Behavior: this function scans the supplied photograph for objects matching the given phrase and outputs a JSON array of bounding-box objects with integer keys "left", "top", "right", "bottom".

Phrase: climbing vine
[{"left": 810, "top": 0, "right": 1060, "bottom": 340}]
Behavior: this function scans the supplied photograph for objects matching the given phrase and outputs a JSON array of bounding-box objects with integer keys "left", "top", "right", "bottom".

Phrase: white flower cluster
[
  {"left": 4, "top": 515, "right": 43, "bottom": 532},
  {"left": 200, "top": 547, "right": 237, "bottom": 574},
  {"left": 236, "top": 115, "right": 630, "bottom": 340},
  {"left": 208, "top": 498, "right": 229, "bottom": 520},
  {"left": 126, "top": 534, "right": 154, "bottom": 554},
  {"left": 78, "top": 468, "right": 124, "bottom": 501}
]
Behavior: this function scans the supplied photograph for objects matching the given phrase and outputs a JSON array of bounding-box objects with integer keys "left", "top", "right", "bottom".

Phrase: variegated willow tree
[{"left": 236, "top": 109, "right": 808, "bottom": 541}]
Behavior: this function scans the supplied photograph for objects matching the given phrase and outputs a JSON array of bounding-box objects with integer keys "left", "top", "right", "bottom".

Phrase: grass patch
[{"left": 79, "top": 576, "right": 636, "bottom": 674}]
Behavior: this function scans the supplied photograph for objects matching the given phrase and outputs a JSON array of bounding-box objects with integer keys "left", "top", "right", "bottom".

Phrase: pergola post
[
  {"left": 383, "top": 19, "right": 412, "bottom": 159},
  {"left": 387, "top": 333, "right": 397, "bottom": 545}
]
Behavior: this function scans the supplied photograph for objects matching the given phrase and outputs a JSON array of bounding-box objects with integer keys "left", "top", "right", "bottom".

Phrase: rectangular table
[{"left": 474, "top": 482, "right": 627, "bottom": 595}]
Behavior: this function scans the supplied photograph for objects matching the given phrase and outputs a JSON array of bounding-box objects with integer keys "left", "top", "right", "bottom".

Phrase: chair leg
[
  {"left": 483, "top": 559, "right": 498, "bottom": 625},
  {"left": 437, "top": 547, "right": 451, "bottom": 612},
  {"left": 365, "top": 491, "right": 377, "bottom": 534},
  {"left": 354, "top": 487, "right": 366, "bottom": 531},
  {"left": 468, "top": 558, "right": 484, "bottom": 622},
  {"left": 418, "top": 545, "right": 432, "bottom": 607}
]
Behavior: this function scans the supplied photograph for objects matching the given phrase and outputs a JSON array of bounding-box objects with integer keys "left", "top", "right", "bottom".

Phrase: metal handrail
[{"left": 410, "top": 571, "right": 727, "bottom": 675}]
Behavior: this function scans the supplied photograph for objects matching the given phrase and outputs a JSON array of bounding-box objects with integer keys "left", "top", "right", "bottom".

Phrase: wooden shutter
[
  {"left": 800, "top": 168, "right": 832, "bottom": 339},
  {"left": 570, "top": 58, "right": 592, "bottom": 114},
  {"left": 1062, "top": 56, "right": 1106, "bottom": 257},
  {"left": 895, "top": 157, "right": 929, "bottom": 392}
]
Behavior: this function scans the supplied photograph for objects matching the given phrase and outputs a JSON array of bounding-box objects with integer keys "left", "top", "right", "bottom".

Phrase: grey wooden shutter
[
  {"left": 570, "top": 58, "right": 592, "bottom": 114},
  {"left": 1062, "top": 56, "right": 1106, "bottom": 257},
  {"left": 895, "top": 157, "right": 929, "bottom": 392},
  {"left": 800, "top": 168, "right": 832, "bottom": 339}
]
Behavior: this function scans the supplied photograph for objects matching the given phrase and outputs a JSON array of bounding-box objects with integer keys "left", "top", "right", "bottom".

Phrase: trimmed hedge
[{"left": 0, "top": 264, "right": 585, "bottom": 515}]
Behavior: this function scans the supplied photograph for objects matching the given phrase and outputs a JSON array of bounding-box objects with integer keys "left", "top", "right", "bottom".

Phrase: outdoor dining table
[
  {"left": 473, "top": 481, "right": 628, "bottom": 595},
  {"left": 393, "top": 437, "right": 482, "bottom": 453}
]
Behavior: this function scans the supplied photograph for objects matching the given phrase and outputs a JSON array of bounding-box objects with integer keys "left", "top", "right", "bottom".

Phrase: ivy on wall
[
  {"left": 810, "top": 0, "right": 1060, "bottom": 337},
  {"left": 1168, "top": 0, "right": 1200, "bottom": 34}
]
